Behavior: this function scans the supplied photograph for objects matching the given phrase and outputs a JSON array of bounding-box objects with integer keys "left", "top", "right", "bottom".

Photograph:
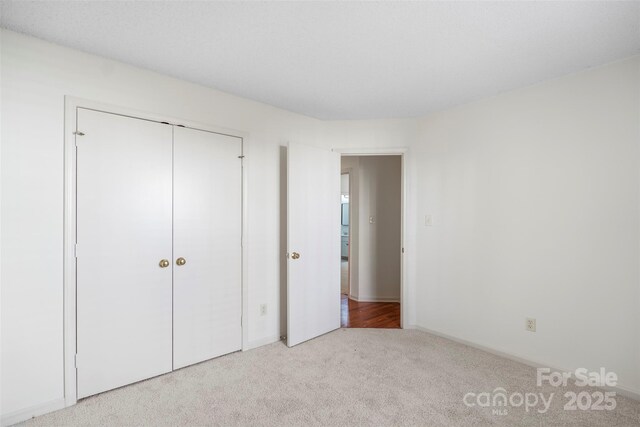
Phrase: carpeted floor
[{"left": 22, "top": 329, "right": 640, "bottom": 426}]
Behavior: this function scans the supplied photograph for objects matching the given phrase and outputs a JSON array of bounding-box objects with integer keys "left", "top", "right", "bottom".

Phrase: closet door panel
[
  {"left": 173, "top": 127, "right": 242, "bottom": 369},
  {"left": 76, "top": 109, "right": 173, "bottom": 398}
]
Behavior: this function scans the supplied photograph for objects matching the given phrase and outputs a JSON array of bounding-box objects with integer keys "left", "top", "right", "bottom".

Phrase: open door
[{"left": 287, "top": 142, "right": 341, "bottom": 347}]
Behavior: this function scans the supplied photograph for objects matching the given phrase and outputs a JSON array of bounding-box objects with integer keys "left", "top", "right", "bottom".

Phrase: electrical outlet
[
  {"left": 425, "top": 214, "right": 433, "bottom": 226},
  {"left": 260, "top": 304, "right": 267, "bottom": 316},
  {"left": 525, "top": 318, "right": 536, "bottom": 332},
  {"left": 369, "top": 216, "right": 375, "bottom": 224}
]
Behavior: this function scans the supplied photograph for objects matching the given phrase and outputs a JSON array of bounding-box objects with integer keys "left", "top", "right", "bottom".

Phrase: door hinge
[
  {"left": 240, "top": 315, "right": 243, "bottom": 327},
  {"left": 74, "top": 354, "right": 79, "bottom": 368},
  {"left": 74, "top": 243, "right": 79, "bottom": 258},
  {"left": 402, "top": 247, "right": 405, "bottom": 254},
  {"left": 74, "top": 131, "right": 84, "bottom": 146}
]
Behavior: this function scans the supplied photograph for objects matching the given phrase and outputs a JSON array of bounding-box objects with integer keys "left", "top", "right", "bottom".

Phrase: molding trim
[
  {"left": 333, "top": 147, "right": 409, "bottom": 155},
  {"left": 350, "top": 295, "right": 400, "bottom": 303},
  {"left": 243, "top": 335, "right": 281, "bottom": 351},
  {"left": 1, "top": 398, "right": 66, "bottom": 427},
  {"left": 410, "top": 325, "right": 640, "bottom": 402}
]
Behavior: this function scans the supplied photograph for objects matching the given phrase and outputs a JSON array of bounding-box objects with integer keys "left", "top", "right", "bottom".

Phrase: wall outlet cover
[
  {"left": 525, "top": 317, "right": 536, "bottom": 332},
  {"left": 425, "top": 214, "right": 433, "bottom": 226}
]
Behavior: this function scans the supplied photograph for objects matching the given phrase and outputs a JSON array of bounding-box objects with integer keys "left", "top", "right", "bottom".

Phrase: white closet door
[
  {"left": 76, "top": 109, "right": 173, "bottom": 398},
  {"left": 287, "top": 142, "right": 341, "bottom": 347},
  {"left": 173, "top": 127, "right": 242, "bottom": 369}
]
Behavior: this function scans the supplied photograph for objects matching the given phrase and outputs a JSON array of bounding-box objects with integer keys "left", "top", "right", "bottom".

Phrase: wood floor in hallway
[{"left": 341, "top": 293, "right": 400, "bottom": 328}]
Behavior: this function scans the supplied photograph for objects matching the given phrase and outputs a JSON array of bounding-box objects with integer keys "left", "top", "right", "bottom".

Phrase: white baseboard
[
  {"left": 350, "top": 295, "right": 400, "bottom": 303},
  {"left": 243, "top": 334, "right": 281, "bottom": 351},
  {"left": 410, "top": 325, "right": 640, "bottom": 402},
  {"left": 1, "top": 398, "right": 66, "bottom": 427}
]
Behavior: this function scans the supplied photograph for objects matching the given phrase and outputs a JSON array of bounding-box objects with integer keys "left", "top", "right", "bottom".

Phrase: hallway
[{"left": 340, "top": 294, "right": 400, "bottom": 328}]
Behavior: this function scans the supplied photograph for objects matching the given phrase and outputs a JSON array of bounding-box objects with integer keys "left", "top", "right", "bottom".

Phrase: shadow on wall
[
  {"left": 279, "top": 146, "right": 287, "bottom": 338},
  {"left": 370, "top": 156, "right": 402, "bottom": 299}
]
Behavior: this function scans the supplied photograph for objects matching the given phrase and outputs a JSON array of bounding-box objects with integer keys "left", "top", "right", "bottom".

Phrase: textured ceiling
[{"left": 1, "top": 1, "right": 639, "bottom": 120}]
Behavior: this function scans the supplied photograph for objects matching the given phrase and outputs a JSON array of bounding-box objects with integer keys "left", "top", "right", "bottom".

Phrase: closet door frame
[{"left": 63, "top": 97, "right": 249, "bottom": 408}]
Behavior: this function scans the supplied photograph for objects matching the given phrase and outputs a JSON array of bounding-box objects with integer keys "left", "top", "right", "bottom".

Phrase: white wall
[
  {"left": 341, "top": 173, "right": 349, "bottom": 195},
  {"left": 340, "top": 174, "right": 349, "bottom": 238},
  {"left": 342, "top": 156, "right": 402, "bottom": 301},
  {"left": 341, "top": 156, "right": 360, "bottom": 297},
  {"left": 414, "top": 56, "right": 640, "bottom": 395},
  {"left": 0, "top": 30, "right": 418, "bottom": 421}
]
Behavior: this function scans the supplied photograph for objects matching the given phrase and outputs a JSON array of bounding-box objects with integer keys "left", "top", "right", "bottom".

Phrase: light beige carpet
[{"left": 22, "top": 329, "right": 640, "bottom": 426}]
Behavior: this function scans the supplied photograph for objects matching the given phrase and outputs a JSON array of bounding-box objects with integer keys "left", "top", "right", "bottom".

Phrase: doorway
[
  {"left": 340, "top": 155, "right": 401, "bottom": 329},
  {"left": 285, "top": 143, "right": 406, "bottom": 347},
  {"left": 340, "top": 172, "right": 350, "bottom": 296}
]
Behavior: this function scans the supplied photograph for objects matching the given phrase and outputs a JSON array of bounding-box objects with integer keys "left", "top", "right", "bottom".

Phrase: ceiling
[{"left": 1, "top": 1, "right": 639, "bottom": 120}]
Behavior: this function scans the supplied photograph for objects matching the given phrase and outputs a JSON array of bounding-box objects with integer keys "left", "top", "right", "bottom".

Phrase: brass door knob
[
  {"left": 291, "top": 252, "right": 300, "bottom": 260},
  {"left": 176, "top": 257, "right": 186, "bottom": 266},
  {"left": 159, "top": 259, "right": 170, "bottom": 268}
]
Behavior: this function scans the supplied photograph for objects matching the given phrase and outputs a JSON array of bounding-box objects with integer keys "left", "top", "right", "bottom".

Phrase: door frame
[
  {"left": 340, "top": 171, "right": 351, "bottom": 297},
  {"left": 333, "top": 147, "right": 408, "bottom": 328},
  {"left": 63, "top": 97, "right": 249, "bottom": 407}
]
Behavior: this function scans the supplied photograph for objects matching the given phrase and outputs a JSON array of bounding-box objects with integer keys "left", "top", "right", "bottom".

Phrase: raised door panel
[
  {"left": 172, "top": 127, "right": 242, "bottom": 369},
  {"left": 76, "top": 108, "right": 173, "bottom": 398},
  {"left": 287, "top": 142, "right": 341, "bottom": 347}
]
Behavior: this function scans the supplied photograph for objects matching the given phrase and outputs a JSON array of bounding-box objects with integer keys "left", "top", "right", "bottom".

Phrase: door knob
[
  {"left": 159, "top": 259, "right": 170, "bottom": 268},
  {"left": 176, "top": 257, "right": 186, "bottom": 266},
  {"left": 291, "top": 252, "right": 300, "bottom": 260}
]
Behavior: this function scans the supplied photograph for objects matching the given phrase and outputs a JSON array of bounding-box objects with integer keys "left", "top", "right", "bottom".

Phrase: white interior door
[
  {"left": 173, "top": 127, "right": 242, "bottom": 369},
  {"left": 76, "top": 109, "right": 173, "bottom": 398},
  {"left": 287, "top": 142, "right": 341, "bottom": 347}
]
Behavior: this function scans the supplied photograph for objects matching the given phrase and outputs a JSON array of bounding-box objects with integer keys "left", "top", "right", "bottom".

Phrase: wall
[
  {"left": 414, "top": 56, "right": 640, "bottom": 395},
  {"left": 0, "top": 30, "right": 418, "bottom": 421},
  {"left": 342, "top": 156, "right": 402, "bottom": 301},
  {"left": 341, "top": 156, "right": 360, "bottom": 297},
  {"left": 340, "top": 173, "right": 349, "bottom": 236},
  {"left": 319, "top": 119, "right": 419, "bottom": 321},
  {"left": 341, "top": 173, "right": 349, "bottom": 195}
]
